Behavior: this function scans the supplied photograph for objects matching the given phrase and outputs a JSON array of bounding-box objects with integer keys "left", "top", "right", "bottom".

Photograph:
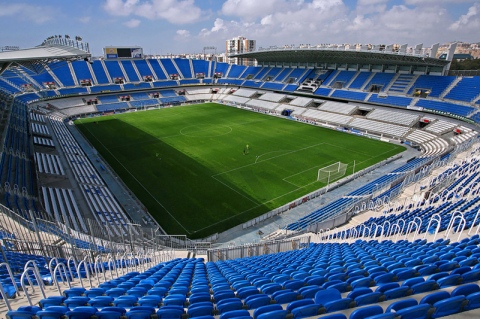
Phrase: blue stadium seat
[
  {"left": 350, "top": 305, "right": 384, "bottom": 319},
  {"left": 431, "top": 296, "right": 466, "bottom": 318},
  {"left": 395, "top": 304, "right": 431, "bottom": 319}
]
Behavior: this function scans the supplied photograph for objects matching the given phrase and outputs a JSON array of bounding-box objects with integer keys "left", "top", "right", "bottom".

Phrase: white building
[{"left": 226, "top": 36, "right": 256, "bottom": 66}]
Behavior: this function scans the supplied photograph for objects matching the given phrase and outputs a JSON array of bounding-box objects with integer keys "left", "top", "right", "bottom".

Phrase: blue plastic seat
[
  {"left": 237, "top": 286, "right": 259, "bottom": 299},
  {"left": 462, "top": 269, "right": 480, "bottom": 283},
  {"left": 420, "top": 291, "right": 450, "bottom": 305},
  {"left": 253, "top": 304, "right": 283, "bottom": 319},
  {"left": 65, "top": 306, "right": 97, "bottom": 319},
  {"left": 125, "top": 309, "right": 152, "bottom": 319},
  {"left": 138, "top": 295, "right": 162, "bottom": 307},
  {"left": 402, "top": 277, "right": 424, "bottom": 287},
  {"left": 245, "top": 294, "right": 271, "bottom": 309},
  {"left": 214, "top": 290, "right": 235, "bottom": 302},
  {"left": 324, "top": 298, "right": 353, "bottom": 312},
  {"left": 89, "top": 296, "right": 114, "bottom": 307},
  {"left": 328, "top": 282, "right": 349, "bottom": 293},
  {"left": 283, "top": 279, "right": 304, "bottom": 290},
  {"left": 437, "top": 274, "right": 461, "bottom": 288},
  {"left": 350, "top": 305, "right": 383, "bottom": 319},
  {"left": 63, "top": 288, "right": 86, "bottom": 298},
  {"left": 351, "top": 277, "right": 373, "bottom": 289},
  {"left": 39, "top": 296, "right": 66, "bottom": 308},
  {"left": 452, "top": 283, "right": 480, "bottom": 297},
  {"left": 219, "top": 309, "right": 251, "bottom": 319},
  {"left": 316, "top": 314, "right": 346, "bottom": 319},
  {"left": 156, "top": 307, "right": 184, "bottom": 319},
  {"left": 286, "top": 299, "right": 314, "bottom": 312},
  {"left": 5, "top": 311, "right": 37, "bottom": 319},
  {"left": 64, "top": 297, "right": 90, "bottom": 308},
  {"left": 290, "top": 304, "right": 321, "bottom": 319},
  {"left": 364, "top": 313, "right": 396, "bottom": 319},
  {"left": 411, "top": 280, "right": 438, "bottom": 294},
  {"left": 304, "top": 275, "right": 325, "bottom": 286},
  {"left": 355, "top": 292, "right": 382, "bottom": 306},
  {"left": 85, "top": 288, "right": 106, "bottom": 298},
  {"left": 385, "top": 298, "right": 418, "bottom": 313},
  {"left": 163, "top": 294, "right": 186, "bottom": 306},
  {"left": 431, "top": 296, "right": 466, "bottom": 318},
  {"left": 216, "top": 300, "right": 244, "bottom": 314},
  {"left": 273, "top": 291, "right": 298, "bottom": 304},
  {"left": 395, "top": 304, "right": 431, "bottom": 319},
  {"left": 376, "top": 283, "right": 399, "bottom": 293},
  {"left": 315, "top": 289, "right": 341, "bottom": 305},
  {"left": 256, "top": 309, "right": 287, "bottom": 319},
  {"left": 113, "top": 295, "right": 138, "bottom": 307},
  {"left": 383, "top": 286, "right": 411, "bottom": 300},
  {"left": 187, "top": 304, "right": 214, "bottom": 318},
  {"left": 417, "top": 265, "right": 437, "bottom": 276},
  {"left": 260, "top": 283, "right": 282, "bottom": 294},
  {"left": 95, "top": 311, "right": 122, "bottom": 319},
  {"left": 106, "top": 288, "right": 126, "bottom": 298},
  {"left": 99, "top": 307, "right": 127, "bottom": 315},
  {"left": 298, "top": 286, "right": 321, "bottom": 298},
  {"left": 374, "top": 273, "right": 395, "bottom": 284},
  {"left": 465, "top": 291, "right": 480, "bottom": 310}
]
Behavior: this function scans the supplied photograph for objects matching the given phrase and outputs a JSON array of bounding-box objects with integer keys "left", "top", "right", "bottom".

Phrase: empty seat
[
  {"left": 256, "top": 309, "right": 287, "bottom": 319},
  {"left": 350, "top": 305, "right": 383, "bottom": 319},
  {"left": 290, "top": 304, "right": 322, "bottom": 319},
  {"left": 395, "top": 304, "right": 431, "bottom": 319},
  {"left": 253, "top": 304, "right": 283, "bottom": 319},
  {"left": 431, "top": 296, "right": 466, "bottom": 318}
]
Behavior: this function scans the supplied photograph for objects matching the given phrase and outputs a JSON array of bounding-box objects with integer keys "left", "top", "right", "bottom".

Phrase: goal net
[{"left": 317, "top": 162, "right": 348, "bottom": 183}]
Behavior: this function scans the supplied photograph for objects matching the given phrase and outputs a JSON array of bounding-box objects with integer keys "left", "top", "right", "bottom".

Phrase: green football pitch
[{"left": 75, "top": 103, "right": 405, "bottom": 238}]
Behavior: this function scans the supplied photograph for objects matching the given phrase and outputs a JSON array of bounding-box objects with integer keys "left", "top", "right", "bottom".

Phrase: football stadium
[{"left": 2, "top": 33, "right": 480, "bottom": 319}]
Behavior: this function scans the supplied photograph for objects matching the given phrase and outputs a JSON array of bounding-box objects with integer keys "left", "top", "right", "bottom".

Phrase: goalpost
[{"left": 317, "top": 162, "right": 348, "bottom": 184}]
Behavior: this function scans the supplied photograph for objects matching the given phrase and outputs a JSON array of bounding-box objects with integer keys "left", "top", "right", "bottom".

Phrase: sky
[{"left": 0, "top": 0, "right": 479, "bottom": 57}]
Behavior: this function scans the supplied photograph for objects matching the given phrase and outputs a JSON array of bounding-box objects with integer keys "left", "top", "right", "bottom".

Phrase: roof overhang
[
  {"left": 0, "top": 43, "right": 91, "bottom": 75},
  {"left": 231, "top": 48, "right": 450, "bottom": 68}
]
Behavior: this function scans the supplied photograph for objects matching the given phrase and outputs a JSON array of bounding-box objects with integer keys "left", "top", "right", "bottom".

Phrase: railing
[{"left": 207, "top": 235, "right": 311, "bottom": 262}]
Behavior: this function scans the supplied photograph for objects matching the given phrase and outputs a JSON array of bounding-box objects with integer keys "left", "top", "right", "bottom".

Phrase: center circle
[{"left": 180, "top": 124, "right": 232, "bottom": 137}]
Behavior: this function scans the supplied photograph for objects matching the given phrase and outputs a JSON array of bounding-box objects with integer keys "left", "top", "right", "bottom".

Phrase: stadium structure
[{"left": 1, "top": 36, "right": 480, "bottom": 318}]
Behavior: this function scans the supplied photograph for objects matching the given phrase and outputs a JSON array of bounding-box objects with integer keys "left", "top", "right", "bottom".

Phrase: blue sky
[{"left": 0, "top": 0, "right": 479, "bottom": 56}]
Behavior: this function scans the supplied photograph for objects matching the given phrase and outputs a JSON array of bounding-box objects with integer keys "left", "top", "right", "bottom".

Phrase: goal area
[{"left": 317, "top": 162, "right": 348, "bottom": 183}]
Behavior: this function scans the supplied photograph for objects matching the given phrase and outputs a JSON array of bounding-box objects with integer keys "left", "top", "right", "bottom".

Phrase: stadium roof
[
  {"left": 0, "top": 41, "right": 91, "bottom": 75},
  {"left": 231, "top": 48, "right": 450, "bottom": 68}
]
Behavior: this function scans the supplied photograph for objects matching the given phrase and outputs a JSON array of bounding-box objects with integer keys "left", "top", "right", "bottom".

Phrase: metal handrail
[
  {"left": 0, "top": 262, "right": 20, "bottom": 297},
  {"left": 23, "top": 260, "right": 46, "bottom": 292},
  {"left": 52, "top": 263, "right": 71, "bottom": 295},
  {"left": 77, "top": 259, "right": 92, "bottom": 289},
  {"left": 21, "top": 267, "right": 46, "bottom": 306},
  {"left": 66, "top": 256, "right": 77, "bottom": 281},
  {"left": 424, "top": 213, "right": 442, "bottom": 241},
  {"left": 0, "top": 282, "right": 12, "bottom": 311},
  {"left": 468, "top": 208, "right": 480, "bottom": 236},
  {"left": 445, "top": 215, "right": 467, "bottom": 242}
]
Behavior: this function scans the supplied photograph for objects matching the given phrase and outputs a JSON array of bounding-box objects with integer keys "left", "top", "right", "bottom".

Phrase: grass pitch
[{"left": 75, "top": 103, "right": 405, "bottom": 238}]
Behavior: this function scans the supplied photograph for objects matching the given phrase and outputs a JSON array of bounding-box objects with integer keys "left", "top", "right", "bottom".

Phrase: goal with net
[{"left": 317, "top": 162, "right": 348, "bottom": 184}]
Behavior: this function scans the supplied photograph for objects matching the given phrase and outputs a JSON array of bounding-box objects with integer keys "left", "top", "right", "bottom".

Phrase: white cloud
[
  {"left": 103, "top": 0, "right": 139, "bottom": 16},
  {"left": 124, "top": 18, "right": 141, "bottom": 28},
  {"left": 103, "top": 0, "right": 202, "bottom": 24},
  {"left": 449, "top": 3, "right": 480, "bottom": 31},
  {"left": 405, "top": 0, "right": 476, "bottom": 4},
  {"left": 79, "top": 16, "right": 92, "bottom": 24},
  {"left": 221, "top": 0, "right": 280, "bottom": 20},
  {"left": 0, "top": 2, "right": 55, "bottom": 24},
  {"left": 176, "top": 29, "right": 190, "bottom": 37},
  {"left": 260, "top": 15, "right": 273, "bottom": 25}
]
